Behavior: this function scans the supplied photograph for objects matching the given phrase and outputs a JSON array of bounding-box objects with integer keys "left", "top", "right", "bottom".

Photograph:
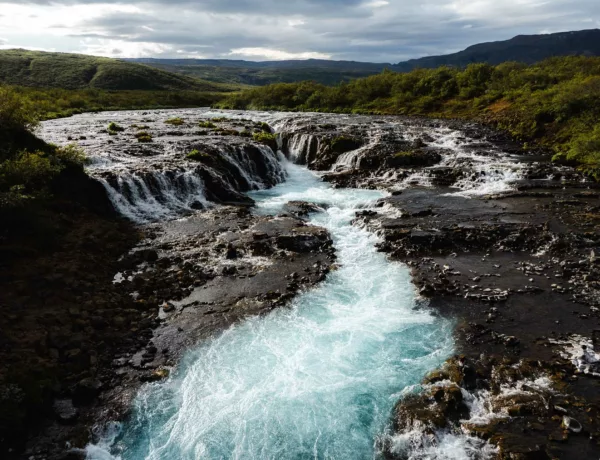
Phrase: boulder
[{"left": 72, "top": 378, "right": 102, "bottom": 406}]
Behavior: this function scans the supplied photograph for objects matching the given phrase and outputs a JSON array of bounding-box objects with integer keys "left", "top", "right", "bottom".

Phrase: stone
[
  {"left": 53, "top": 399, "right": 79, "bottom": 424},
  {"left": 72, "top": 378, "right": 102, "bottom": 406}
]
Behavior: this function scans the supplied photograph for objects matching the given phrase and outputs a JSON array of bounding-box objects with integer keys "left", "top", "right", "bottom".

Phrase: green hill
[
  {"left": 0, "top": 49, "right": 237, "bottom": 92},
  {"left": 392, "top": 29, "right": 600, "bottom": 72},
  {"left": 128, "top": 58, "right": 388, "bottom": 86}
]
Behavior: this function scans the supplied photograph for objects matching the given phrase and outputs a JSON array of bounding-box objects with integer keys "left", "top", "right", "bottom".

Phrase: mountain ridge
[{"left": 128, "top": 29, "right": 600, "bottom": 85}]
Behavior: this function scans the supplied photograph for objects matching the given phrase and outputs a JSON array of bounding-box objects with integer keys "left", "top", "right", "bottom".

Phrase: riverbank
[
  {"left": 8, "top": 108, "right": 599, "bottom": 459},
  {"left": 286, "top": 117, "right": 600, "bottom": 458}
]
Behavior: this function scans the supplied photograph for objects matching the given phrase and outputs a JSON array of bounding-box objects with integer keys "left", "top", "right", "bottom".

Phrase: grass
[{"left": 0, "top": 49, "right": 241, "bottom": 92}]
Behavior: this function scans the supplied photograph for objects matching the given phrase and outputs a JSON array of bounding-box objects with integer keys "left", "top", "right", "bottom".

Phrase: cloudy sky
[{"left": 0, "top": 0, "right": 598, "bottom": 63}]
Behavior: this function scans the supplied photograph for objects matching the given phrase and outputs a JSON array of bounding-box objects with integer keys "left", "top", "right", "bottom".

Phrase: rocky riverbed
[
  {"left": 278, "top": 113, "right": 600, "bottom": 459},
  {"left": 4, "top": 108, "right": 599, "bottom": 459}
]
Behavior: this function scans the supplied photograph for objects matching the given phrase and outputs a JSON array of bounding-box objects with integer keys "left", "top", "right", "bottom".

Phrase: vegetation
[
  {"left": 2, "top": 85, "right": 229, "bottom": 120},
  {"left": 164, "top": 117, "right": 185, "bottom": 126},
  {"left": 107, "top": 122, "right": 125, "bottom": 134},
  {"left": 252, "top": 132, "right": 277, "bottom": 144},
  {"left": 218, "top": 56, "right": 600, "bottom": 178},
  {"left": 198, "top": 120, "right": 217, "bottom": 128},
  {"left": 130, "top": 59, "right": 385, "bottom": 86},
  {"left": 0, "top": 49, "right": 240, "bottom": 92},
  {"left": 0, "top": 87, "right": 87, "bottom": 208},
  {"left": 187, "top": 149, "right": 208, "bottom": 161},
  {"left": 134, "top": 131, "right": 153, "bottom": 143}
]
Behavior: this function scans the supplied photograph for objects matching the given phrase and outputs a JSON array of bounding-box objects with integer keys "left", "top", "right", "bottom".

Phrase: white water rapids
[{"left": 85, "top": 160, "right": 468, "bottom": 460}]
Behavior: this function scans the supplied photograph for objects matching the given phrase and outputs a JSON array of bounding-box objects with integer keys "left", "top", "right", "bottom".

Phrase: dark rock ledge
[
  {"left": 345, "top": 169, "right": 600, "bottom": 457},
  {"left": 6, "top": 205, "right": 335, "bottom": 460}
]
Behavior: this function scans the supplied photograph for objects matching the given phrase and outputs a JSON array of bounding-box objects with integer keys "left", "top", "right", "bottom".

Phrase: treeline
[
  {"left": 6, "top": 85, "right": 228, "bottom": 120},
  {"left": 218, "top": 56, "right": 600, "bottom": 178}
]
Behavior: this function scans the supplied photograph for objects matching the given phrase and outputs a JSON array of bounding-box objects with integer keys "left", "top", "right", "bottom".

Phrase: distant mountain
[
  {"left": 0, "top": 49, "right": 237, "bottom": 92},
  {"left": 126, "top": 58, "right": 388, "bottom": 86},
  {"left": 2, "top": 29, "right": 599, "bottom": 91},
  {"left": 129, "top": 29, "right": 600, "bottom": 86},
  {"left": 392, "top": 29, "right": 600, "bottom": 71}
]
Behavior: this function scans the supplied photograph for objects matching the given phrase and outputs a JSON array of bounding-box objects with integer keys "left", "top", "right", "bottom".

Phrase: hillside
[
  {"left": 217, "top": 56, "right": 600, "bottom": 178},
  {"left": 127, "top": 58, "right": 388, "bottom": 86},
  {"left": 130, "top": 29, "right": 600, "bottom": 85},
  {"left": 0, "top": 49, "right": 237, "bottom": 92},
  {"left": 392, "top": 29, "right": 600, "bottom": 71}
]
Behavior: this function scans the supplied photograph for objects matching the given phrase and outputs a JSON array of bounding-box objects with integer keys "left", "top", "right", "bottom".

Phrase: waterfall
[
  {"left": 285, "top": 133, "right": 320, "bottom": 165},
  {"left": 97, "top": 169, "right": 211, "bottom": 224},
  {"left": 93, "top": 143, "right": 285, "bottom": 224}
]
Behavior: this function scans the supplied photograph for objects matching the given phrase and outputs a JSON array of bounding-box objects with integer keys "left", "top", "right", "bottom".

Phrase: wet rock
[
  {"left": 276, "top": 229, "right": 331, "bottom": 253},
  {"left": 72, "top": 378, "right": 102, "bottom": 406},
  {"left": 225, "top": 243, "right": 238, "bottom": 260},
  {"left": 161, "top": 302, "right": 175, "bottom": 313},
  {"left": 53, "top": 399, "right": 79, "bottom": 424},
  {"left": 385, "top": 149, "right": 442, "bottom": 168},
  {"left": 283, "top": 201, "right": 325, "bottom": 218},
  {"left": 393, "top": 383, "right": 469, "bottom": 433}
]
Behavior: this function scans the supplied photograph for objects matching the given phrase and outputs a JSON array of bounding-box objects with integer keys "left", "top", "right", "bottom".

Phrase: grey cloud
[{"left": 2, "top": 0, "right": 600, "bottom": 61}]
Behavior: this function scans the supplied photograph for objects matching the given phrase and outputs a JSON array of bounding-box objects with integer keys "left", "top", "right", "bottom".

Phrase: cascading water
[
  {"left": 86, "top": 160, "right": 458, "bottom": 460},
  {"left": 98, "top": 169, "right": 211, "bottom": 223}
]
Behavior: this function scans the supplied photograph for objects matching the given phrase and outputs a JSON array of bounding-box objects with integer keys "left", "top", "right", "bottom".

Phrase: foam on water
[{"left": 86, "top": 160, "right": 457, "bottom": 460}]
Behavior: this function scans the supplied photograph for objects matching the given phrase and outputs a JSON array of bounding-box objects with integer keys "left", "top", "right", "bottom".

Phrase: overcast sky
[{"left": 0, "top": 0, "right": 598, "bottom": 62}]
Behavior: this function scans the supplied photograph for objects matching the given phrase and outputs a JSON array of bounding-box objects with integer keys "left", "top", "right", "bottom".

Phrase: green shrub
[
  {"left": 164, "top": 117, "right": 185, "bottom": 126},
  {"left": 198, "top": 121, "right": 217, "bottom": 128},
  {"left": 216, "top": 56, "right": 600, "bottom": 177},
  {"left": 187, "top": 149, "right": 208, "bottom": 161},
  {"left": 0, "top": 87, "right": 37, "bottom": 134},
  {"left": 0, "top": 144, "right": 87, "bottom": 207},
  {"left": 107, "top": 122, "right": 125, "bottom": 133},
  {"left": 252, "top": 132, "right": 277, "bottom": 144},
  {"left": 135, "top": 131, "right": 153, "bottom": 143},
  {"left": 256, "top": 122, "right": 271, "bottom": 133}
]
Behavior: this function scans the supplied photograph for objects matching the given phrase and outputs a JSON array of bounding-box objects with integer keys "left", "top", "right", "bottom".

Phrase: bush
[
  {"left": 217, "top": 56, "right": 600, "bottom": 176},
  {"left": 252, "top": 132, "right": 277, "bottom": 144},
  {"left": 0, "top": 87, "right": 37, "bottom": 134},
  {"left": 135, "top": 131, "right": 153, "bottom": 143},
  {"left": 187, "top": 149, "right": 208, "bottom": 161},
  {"left": 164, "top": 117, "right": 185, "bottom": 126},
  {"left": 107, "top": 122, "right": 125, "bottom": 133},
  {"left": 0, "top": 144, "right": 87, "bottom": 207},
  {"left": 198, "top": 121, "right": 216, "bottom": 128}
]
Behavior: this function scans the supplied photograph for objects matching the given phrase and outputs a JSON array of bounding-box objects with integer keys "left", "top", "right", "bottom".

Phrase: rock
[
  {"left": 225, "top": 244, "right": 238, "bottom": 260},
  {"left": 222, "top": 266, "right": 237, "bottom": 275},
  {"left": 386, "top": 149, "right": 442, "bottom": 168},
  {"left": 53, "top": 399, "right": 79, "bottom": 424},
  {"left": 72, "top": 378, "right": 102, "bottom": 406},
  {"left": 562, "top": 416, "right": 583, "bottom": 434},
  {"left": 161, "top": 301, "right": 175, "bottom": 313},
  {"left": 140, "top": 368, "right": 170, "bottom": 383},
  {"left": 283, "top": 201, "right": 324, "bottom": 218},
  {"left": 276, "top": 230, "right": 330, "bottom": 253}
]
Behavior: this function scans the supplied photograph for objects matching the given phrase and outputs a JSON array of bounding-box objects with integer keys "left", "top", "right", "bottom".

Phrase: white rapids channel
[{"left": 84, "top": 159, "right": 479, "bottom": 460}]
